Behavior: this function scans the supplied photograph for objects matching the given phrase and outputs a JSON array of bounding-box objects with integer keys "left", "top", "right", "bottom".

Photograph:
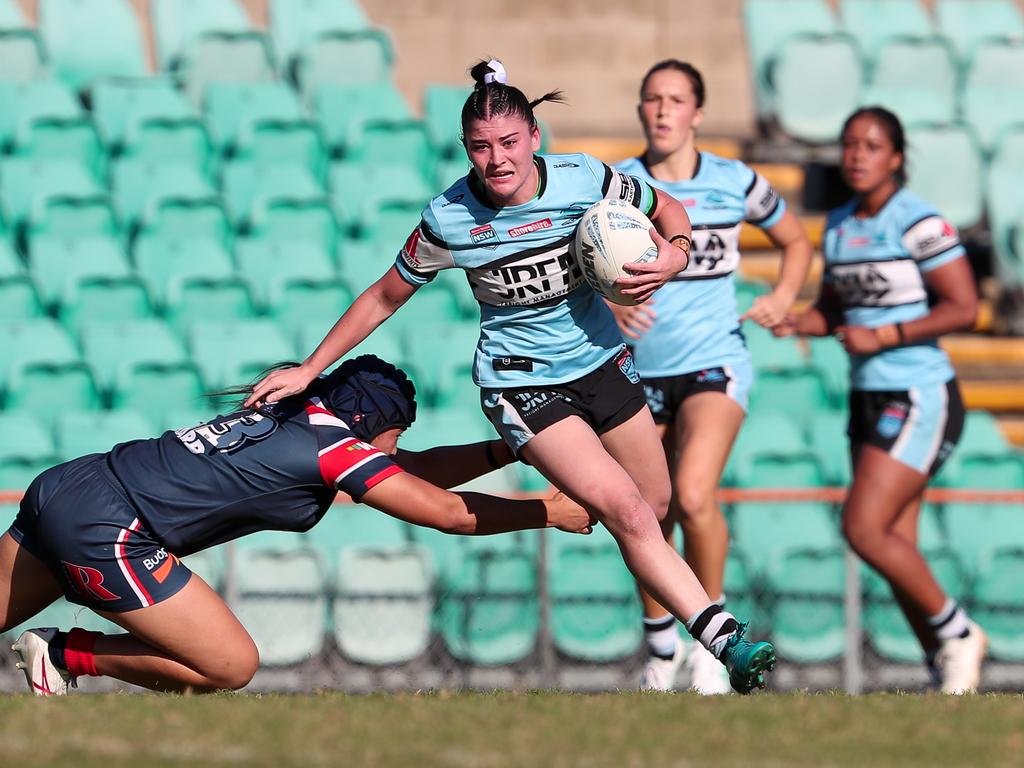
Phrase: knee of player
[
  {"left": 208, "top": 638, "right": 260, "bottom": 691},
  {"left": 841, "top": 514, "right": 880, "bottom": 556},
  {"left": 674, "top": 482, "right": 717, "bottom": 522},
  {"left": 601, "top": 495, "right": 658, "bottom": 538}
]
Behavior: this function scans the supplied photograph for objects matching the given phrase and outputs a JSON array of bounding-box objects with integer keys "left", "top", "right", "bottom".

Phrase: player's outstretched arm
[
  {"left": 360, "top": 471, "right": 594, "bottom": 536},
  {"left": 395, "top": 439, "right": 519, "bottom": 489},
  {"left": 246, "top": 267, "right": 417, "bottom": 408}
]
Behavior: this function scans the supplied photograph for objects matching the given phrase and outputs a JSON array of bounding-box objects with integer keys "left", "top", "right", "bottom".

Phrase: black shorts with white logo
[
  {"left": 481, "top": 346, "right": 648, "bottom": 453},
  {"left": 847, "top": 378, "right": 965, "bottom": 476},
  {"left": 642, "top": 366, "right": 744, "bottom": 426}
]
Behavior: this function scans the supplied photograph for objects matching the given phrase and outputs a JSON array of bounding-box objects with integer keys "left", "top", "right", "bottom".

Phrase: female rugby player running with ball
[
  {"left": 5, "top": 356, "right": 594, "bottom": 694},
  {"left": 775, "top": 107, "right": 986, "bottom": 693},
  {"left": 246, "top": 59, "right": 776, "bottom": 692},
  {"left": 613, "top": 60, "right": 812, "bottom": 693}
]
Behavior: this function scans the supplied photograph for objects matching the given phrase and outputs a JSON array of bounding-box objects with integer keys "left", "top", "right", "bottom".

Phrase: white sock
[
  {"left": 643, "top": 613, "right": 678, "bottom": 659},
  {"left": 685, "top": 603, "right": 739, "bottom": 659},
  {"left": 928, "top": 598, "right": 970, "bottom": 642}
]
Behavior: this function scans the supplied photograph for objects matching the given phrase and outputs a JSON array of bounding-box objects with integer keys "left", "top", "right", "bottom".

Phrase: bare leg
[
  {"left": 521, "top": 413, "right": 712, "bottom": 621},
  {"left": 842, "top": 446, "right": 947, "bottom": 617},
  {"left": 94, "top": 574, "right": 260, "bottom": 692},
  {"left": 0, "top": 532, "right": 64, "bottom": 632},
  {"left": 887, "top": 492, "right": 941, "bottom": 656}
]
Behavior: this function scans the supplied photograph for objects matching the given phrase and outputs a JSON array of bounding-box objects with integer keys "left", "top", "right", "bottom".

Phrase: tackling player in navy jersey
[
  {"left": 3, "top": 356, "right": 595, "bottom": 695},
  {"left": 614, "top": 61, "right": 813, "bottom": 693},
  {"left": 246, "top": 59, "right": 776, "bottom": 693},
  {"left": 776, "top": 108, "right": 986, "bottom": 693}
]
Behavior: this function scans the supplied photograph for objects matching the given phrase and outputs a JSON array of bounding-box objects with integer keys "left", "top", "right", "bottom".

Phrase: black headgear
[{"left": 316, "top": 355, "right": 417, "bottom": 442}]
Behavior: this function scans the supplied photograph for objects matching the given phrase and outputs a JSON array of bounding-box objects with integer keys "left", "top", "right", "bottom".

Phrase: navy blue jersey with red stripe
[{"left": 105, "top": 397, "right": 403, "bottom": 556}]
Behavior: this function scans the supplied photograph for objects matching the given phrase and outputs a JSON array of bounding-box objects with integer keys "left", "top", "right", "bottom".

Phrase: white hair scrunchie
[{"left": 483, "top": 59, "right": 508, "bottom": 85}]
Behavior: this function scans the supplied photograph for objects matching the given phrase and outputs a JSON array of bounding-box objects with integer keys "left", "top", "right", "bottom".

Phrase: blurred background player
[
  {"left": 612, "top": 60, "right": 812, "bottom": 693},
  {"left": 245, "top": 59, "right": 776, "bottom": 692},
  {"left": 4, "top": 355, "right": 596, "bottom": 695},
  {"left": 774, "top": 107, "right": 987, "bottom": 694}
]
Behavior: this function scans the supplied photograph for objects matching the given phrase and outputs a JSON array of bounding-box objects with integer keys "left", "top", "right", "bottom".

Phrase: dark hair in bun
[{"left": 460, "top": 58, "right": 565, "bottom": 141}]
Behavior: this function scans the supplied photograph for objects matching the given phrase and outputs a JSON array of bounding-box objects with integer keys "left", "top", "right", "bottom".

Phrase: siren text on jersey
[{"left": 574, "top": 199, "right": 658, "bottom": 306}]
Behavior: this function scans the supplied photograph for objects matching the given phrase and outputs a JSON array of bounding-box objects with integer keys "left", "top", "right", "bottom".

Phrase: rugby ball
[{"left": 574, "top": 199, "right": 659, "bottom": 306}]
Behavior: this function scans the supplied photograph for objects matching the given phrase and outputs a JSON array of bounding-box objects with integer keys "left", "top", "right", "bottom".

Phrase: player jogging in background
[
  {"left": 245, "top": 58, "right": 776, "bottom": 692},
  {"left": 775, "top": 107, "right": 987, "bottom": 694},
  {"left": 614, "top": 60, "right": 812, "bottom": 693},
  {"left": 3, "top": 355, "right": 596, "bottom": 695}
]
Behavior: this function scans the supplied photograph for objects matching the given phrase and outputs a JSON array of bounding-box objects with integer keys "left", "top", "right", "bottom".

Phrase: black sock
[{"left": 47, "top": 631, "right": 69, "bottom": 671}]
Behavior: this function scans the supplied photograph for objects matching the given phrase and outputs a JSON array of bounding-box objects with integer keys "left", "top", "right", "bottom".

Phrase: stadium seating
[
  {"left": 54, "top": 408, "right": 155, "bottom": 458},
  {"left": 960, "top": 40, "right": 1024, "bottom": 154},
  {"left": 292, "top": 28, "right": 394, "bottom": 100},
  {"left": 187, "top": 319, "right": 295, "bottom": 389},
  {"left": 269, "top": 0, "right": 370, "bottom": 71},
  {"left": 0, "top": 411, "right": 59, "bottom": 489},
  {"left": 838, "top": 0, "right": 933, "bottom": 60},
  {"left": 970, "top": 546, "right": 1024, "bottom": 660},
  {"left": 80, "top": 318, "right": 188, "bottom": 394},
  {"left": 314, "top": 81, "right": 410, "bottom": 159},
  {"left": 985, "top": 127, "right": 1024, "bottom": 286},
  {"left": 153, "top": 0, "right": 251, "bottom": 71},
  {"left": 934, "top": 0, "right": 1024, "bottom": 66},
  {"left": 0, "top": 275, "right": 44, "bottom": 322},
  {"left": 766, "top": 547, "right": 846, "bottom": 662},
  {"left": 92, "top": 78, "right": 195, "bottom": 152},
  {"left": 423, "top": 84, "right": 472, "bottom": 159},
  {"left": 861, "top": 37, "right": 958, "bottom": 128},
  {"left": 0, "top": 27, "right": 45, "bottom": 83},
  {"left": 547, "top": 526, "right": 642, "bottom": 662},
  {"left": 732, "top": 501, "right": 840, "bottom": 578},
  {"left": 905, "top": 126, "right": 983, "bottom": 231},
  {"left": 28, "top": 235, "right": 130, "bottom": 309},
  {"left": 203, "top": 81, "right": 305, "bottom": 155}
]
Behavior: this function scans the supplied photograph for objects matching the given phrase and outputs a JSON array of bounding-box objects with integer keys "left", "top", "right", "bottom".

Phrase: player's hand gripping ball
[{"left": 574, "top": 199, "right": 659, "bottom": 306}]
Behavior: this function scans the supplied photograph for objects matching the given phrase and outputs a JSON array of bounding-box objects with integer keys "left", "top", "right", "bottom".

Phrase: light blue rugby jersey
[
  {"left": 615, "top": 152, "right": 785, "bottom": 377},
  {"left": 395, "top": 153, "right": 657, "bottom": 388},
  {"left": 823, "top": 188, "right": 965, "bottom": 390}
]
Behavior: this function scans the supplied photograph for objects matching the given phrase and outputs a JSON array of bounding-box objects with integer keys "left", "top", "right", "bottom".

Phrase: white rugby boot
[
  {"left": 687, "top": 639, "right": 732, "bottom": 695},
  {"left": 935, "top": 621, "right": 988, "bottom": 695},
  {"left": 12, "top": 628, "right": 76, "bottom": 696},
  {"left": 639, "top": 636, "right": 685, "bottom": 692}
]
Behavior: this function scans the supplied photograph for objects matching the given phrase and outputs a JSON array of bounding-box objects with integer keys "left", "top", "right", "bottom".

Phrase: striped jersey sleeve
[
  {"left": 901, "top": 213, "right": 965, "bottom": 272},
  {"left": 395, "top": 205, "right": 456, "bottom": 286},
  {"left": 304, "top": 399, "right": 404, "bottom": 501}
]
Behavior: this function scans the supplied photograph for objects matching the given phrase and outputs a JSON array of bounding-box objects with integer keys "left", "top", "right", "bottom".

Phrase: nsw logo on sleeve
[
  {"left": 470, "top": 224, "right": 497, "bottom": 244},
  {"left": 876, "top": 403, "right": 909, "bottom": 439}
]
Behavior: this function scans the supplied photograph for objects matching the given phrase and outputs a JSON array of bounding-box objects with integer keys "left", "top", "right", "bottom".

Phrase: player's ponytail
[{"left": 461, "top": 58, "right": 564, "bottom": 141}]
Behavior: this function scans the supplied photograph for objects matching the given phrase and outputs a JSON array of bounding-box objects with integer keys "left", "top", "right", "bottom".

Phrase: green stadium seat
[
  {"left": 935, "top": 0, "right": 1024, "bottom": 65},
  {"left": 360, "top": 200, "right": 429, "bottom": 256},
  {"left": 345, "top": 118, "right": 435, "bottom": 184},
  {"left": 807, "top": 336, "right": 850, "bottom": 407},
  {"left": 961, "top": 41, "right": 1024, "bottom": 153},
  {"left": 905, "top": 125, "right": 983, "bottom": 230},
  {"left": 839, "top": 0, "right": 934, "bottom": 60},
  {"left": 296, "top": 320, "right": 405, "bottom": 376},
  {"left": 440, "top": 547, "right": 539, "bottom": 665},
  {"left": 305, "top": 506, "right": 411, "bottom": 575},
  {"left": 187, "top": 319, "right": 296, "bottom": 389},
  {"left": 399, "top": 317, "right": 477, "bottom": 407},
  {"left": 722, "top": 549, "right": 763, "bottom": 632},
  {"left": 91, "top": 78, "right": 195, "bottom": 152},
  {"left": 234, "top": 119, "right": 326, "bottom": 179},
  {"left": 0, "top": 318, "right": 79, "bottom": 385},
  {"left": 120, "top": 116, "right": 214, "bottom": 174},
  {"left": 0, "top": 275, "right": 44, "bottom": 321},
  {"left": 110, "top": 159, "right": 215, "bottom": 232},
  {"left": 862, "top": 550, "right": 965, "bottom": 662},
  {"left": 153, "top": 0, "right": 251, "bottom": 71},
  {"left": 270, "top": 278, "right": 352, "bottom": 335},
  {"left": 133, "top": 234, "right": 235, "bottom": 307},
  {"left": 203, "top": 81, "right": 304, "bottom": 154},
  {"left": 0, "top": 79, "right": 81, "bottom": 134},
  {"left": 58, "top": 275, "right": 155, "bottom": 331},
  {"left": 178, "top": 31, "right": 278, "bottom": 108},
  {"left": 233, "top": 546, "right": 327, "bottom": 666},
  {"left": 294, "top": 29, "right": 394, "bottom": 99},
  {"left": 748, "top": 365, "right": 831, "bottom": 421},
  {"left": 111, "top": 361, "right": 206, "bottom": 427},
  {"left": 80, "top": 318, "right": 188, "bottom": 394},
  {"left": 727, "top": 412, "right": 825, "bottom": 488},
  {"left": 247, "top": 197, "right": 339, "bottom": 258},
  {"left": 312, "top": 81, "right": 410, "bottom": 157},
  {"left": 862, "top": 38, "right": 958, "bottom": 128},
  {"left": 945, "top": 502, "right": 1024, "bottom": 577},
  {"left": 269, "top": 0, "right": 369, "bottom": 69},
  {"left": 334, "top": 237, "right": 392, "bottom": 293},
  {"left": 221, "top": 160, "right": 324, "bottom": 224},
  {"left": 54, "top": 408, "right": 156, "bottom": 459},
  {"left": 773, "top": 34, "right": 863, "bottom": 144},
  {"left": 435, "top": 157, "right": 469, "bottom": 190},
  {"left": 14, "top": 117, "right": 104, "bottom": 181},
  {"left": 732, "top": 501, "right": 839, "bottom": 578},
  {"left": 328, "top": 161, "right": 431, "bottom": 233},
  {"left": 235, "top": 237, "right": 336, "bottom": 306},
  {"left": 547, "top": 526, "right": 641, "bottom": 662},
  {"left": 743, "top": 0, "right": 838, "bottom": 116},
  {"left": 0, "top": 29, "right": 46, "bottom": 83},
  {"left": 38, "top": 0, "right": 146, "bottom": 91},
  {"left": 984, "top": 133, "right": 1024, "bottom": 286},
  {"left": 745, "top": 322, "right": 807, "bottom": 371},
  {"left": 766, "top": 547, "right": 846, "bottom": 662},
  {"left": 423, "top": 84, "right": 472, "bottom": 160},
  {"left": 734, "top": 278, "right": 769, "bottom": 317},
  {"left": 805, "top": 408, "right": 851, "bottom": 486},
  {"left": 0, "top": 237, "right": 20, "bottom": 277},
  {"left": 28, "top": 235, "right": 130, "bottom": 308},
  {"left": 26, "top": 194, "right": 119, "bottom": 243},
  {"left": 165, "top": 276, "right": 258, "bottom": 333},
  {"left": 332, "top": 545, "right": 434, "bottom": 665},
  {"left": 6, "top": 363, "right": 100, "bottom": 426},
  {"left": 0, "top": 158, "right": 103, "bottom": 230},
  {"left": 970, "top": 546, "right": 1024, "bottom": 660},
  {"left": 0, "top": 411, "right": 59, "bottom": 490},
  {"left": 138, "top": 197, "right": 231, "bottom": 249}
]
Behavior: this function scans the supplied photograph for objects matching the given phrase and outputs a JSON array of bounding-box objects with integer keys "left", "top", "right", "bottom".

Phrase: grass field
[{"left": 0, "top": 691, "right": 1022, "bottom": 767}]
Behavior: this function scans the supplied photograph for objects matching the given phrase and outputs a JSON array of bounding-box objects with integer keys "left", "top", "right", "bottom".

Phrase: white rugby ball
[{"left": 574, "top": 199, "right": 658, "bottom": 306}]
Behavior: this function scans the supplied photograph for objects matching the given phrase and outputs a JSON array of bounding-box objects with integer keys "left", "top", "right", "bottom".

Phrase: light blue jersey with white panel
[
  {"left": 395, "top": 153, "right": 657, "bottom": 388},
  {"left": 823, "top": 188, "right": 964, "bottom": 390},
  {"left": 615, "top": 153, "right": 785, "bottom": 378}
]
